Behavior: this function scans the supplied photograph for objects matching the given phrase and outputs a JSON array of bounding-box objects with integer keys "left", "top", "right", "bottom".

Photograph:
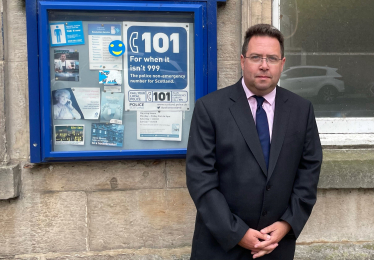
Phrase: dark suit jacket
[{"left": 186, "top": 79, "right": 322, "bottom": 260}]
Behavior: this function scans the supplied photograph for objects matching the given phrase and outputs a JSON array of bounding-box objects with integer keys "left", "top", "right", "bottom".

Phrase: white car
[{"left": 280, "top": 66, "right": 345, "bottom": 103}]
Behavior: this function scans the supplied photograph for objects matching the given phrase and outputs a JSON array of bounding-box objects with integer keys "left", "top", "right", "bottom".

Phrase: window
[{"left": 273, "top": 0, "right": 374, "bottom": 145}]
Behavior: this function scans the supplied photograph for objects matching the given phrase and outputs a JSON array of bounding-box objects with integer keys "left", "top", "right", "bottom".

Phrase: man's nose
[{"left": 259, "top": 58, "right": 269, "bottom": 69}]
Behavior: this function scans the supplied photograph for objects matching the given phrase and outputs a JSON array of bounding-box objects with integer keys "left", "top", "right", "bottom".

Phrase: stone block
[
  {"left": 218, "top": 61, "right": 241, "bottom": 89},
  {"left": 4, "top": 0, "right": 27, "bottom": 62},
  {"left": 0, "top": 62, "right": 6, "bottom": 162},
  {"left": 217, "top": 0, "right": 242, "bottom": 61},
  {"left": 166, "top": 159, "right": 186, "bottom": 188},
  {"left": 0, "top": 191, "right": 87, "bottom": 255},
  {"left": 261, "top": 0, "right": 272, "bottom": 24},
  {"left": 298, "top": 189, "right": 374, "bottom": 243},
  {"left": 88, "top": 189, "right": 195, "bottom": 251},
  {"left": 319, "top": 149, "right": 374, "bottom": 188},
  {"left": 0, "top": 1, "right": 3, "bottom": 61},
  {"left": 23, "top": 160, "right": 166, "bottom": 192},
  {"left": 39, "top": 248, "right": 191, "bottom": 260},
  {"left": 295, "top": 243, "right": 374, "bottom": 260},
  {"left": 249, "top": 0, "right": 263, "bottom": 26},
  {"left": 0, "top": 164, "right": 21, "bottom": 199},
  {"left": 5, "top": 61, "right": 29, "bottom": 160}
]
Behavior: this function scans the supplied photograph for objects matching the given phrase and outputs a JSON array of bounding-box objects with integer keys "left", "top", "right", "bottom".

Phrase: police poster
[{"left": 123, "top": 22, "right": 189, "bottom": 111}]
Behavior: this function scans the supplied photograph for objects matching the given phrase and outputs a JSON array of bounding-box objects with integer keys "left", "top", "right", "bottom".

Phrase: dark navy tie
[{"left": 254, "top": 96, "right": 270, "bottom": 169}]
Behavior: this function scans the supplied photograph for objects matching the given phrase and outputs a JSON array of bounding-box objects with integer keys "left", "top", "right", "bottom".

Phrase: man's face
[
  {"left": 241, "top": 36, "right": 285, "bottom": 96},
  {"left": 60, "top": 54, "right": 66, "bottom": 62}
]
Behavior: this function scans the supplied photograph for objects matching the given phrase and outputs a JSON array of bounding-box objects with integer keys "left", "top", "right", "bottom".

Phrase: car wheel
[{"left": 318, "top": 86, "right": 338, "bottom": 104}]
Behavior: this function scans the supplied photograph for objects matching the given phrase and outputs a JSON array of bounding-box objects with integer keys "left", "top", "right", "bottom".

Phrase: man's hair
[{"left": 242, "top": 24, "right": 284, "bottom": 58}]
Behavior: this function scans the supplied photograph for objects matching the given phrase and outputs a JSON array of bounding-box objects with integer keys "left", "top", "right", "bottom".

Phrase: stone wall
[{"left": 0, "top": 0, "right": 373, "bottom": 259}]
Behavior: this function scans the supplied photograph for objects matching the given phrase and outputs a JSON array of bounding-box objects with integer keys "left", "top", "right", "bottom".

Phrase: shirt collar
[{"left": 241, "top": 77, "right": 276, "bottom": 106}]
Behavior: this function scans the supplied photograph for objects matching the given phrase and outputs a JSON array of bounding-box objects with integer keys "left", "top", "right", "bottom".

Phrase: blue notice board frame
[{"left": 26, "top": 0, "right": 226, "bottom": 163}]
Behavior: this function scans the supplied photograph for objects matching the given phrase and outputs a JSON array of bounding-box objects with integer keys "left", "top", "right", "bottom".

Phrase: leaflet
[
  {"left": 100, "top": 92, "right": 124, "bottom": 124},
  {"left": 99, "top": 70, "right": 122, "bottom": 85},
  {"left": 54, "top": 50, "right": 79, "bottom": 82},
  {"left": 88, "top": 24, "right": 122, "bottom": 70},
  {"left": 50, "top": 21, "right": 85, "bottom": 47},
  {"left": 91, "top": 123, "right": 124, "bottom": 147},
  {"left": 54, "top": 125, "right": 84, "bottom": 145},
  {"left": 137, "top": 111, "right": 182, "bottom": 141}
]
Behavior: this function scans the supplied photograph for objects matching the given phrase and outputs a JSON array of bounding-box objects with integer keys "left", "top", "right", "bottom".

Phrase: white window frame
[{"left": 272, "top": 0, "right": 374, "bottom": 146}]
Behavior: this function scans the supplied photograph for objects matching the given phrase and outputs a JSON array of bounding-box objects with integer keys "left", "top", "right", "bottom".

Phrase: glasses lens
[
  {"left": 249, "top": 56, "right": 261, "bottom": 63},
  {"left": 267, "top": 56, "right": 280, "bottom": 64}
]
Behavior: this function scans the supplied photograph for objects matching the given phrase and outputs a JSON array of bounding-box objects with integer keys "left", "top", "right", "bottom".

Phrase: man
[
  {"left": 186, "top": 24, "right": 322, "bottom": 260},
  {"left": 55, "top": 53, "right": 71, "bottom": 73}
]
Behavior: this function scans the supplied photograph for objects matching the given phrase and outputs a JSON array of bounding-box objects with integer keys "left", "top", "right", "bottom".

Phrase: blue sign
[
  {"left": 127, "top": 26, "right": 188, "bottom": 90},
  {"left": 50, "top": 21, "right": 85, "bottom": 47}
]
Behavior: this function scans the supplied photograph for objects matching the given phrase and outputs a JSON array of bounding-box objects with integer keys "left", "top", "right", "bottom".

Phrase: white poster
[
  {"left": 73, "top": 88, "right": 101, "bottom": 119},
  {"left": 88, "top": 24, "right": 122, "bottom": 70},
  {"left": 137, "top": 111, "right": 182, "bottom": 141}
]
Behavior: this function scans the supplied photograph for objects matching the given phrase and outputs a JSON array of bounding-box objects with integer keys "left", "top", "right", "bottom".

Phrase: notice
[
  {"left": 55, "top": 125, "right": 84, "bottom": 145},
  {"left": 91, "top": 123, "right": 124, "bottom": 147},
  {"left": 54, "top": 50, "right": 80, "bottom": 82},
  {"left": 124, "top": 22, "right": 189, "bottom": 111},
  {"left": 52, "top": 88, "right": 101, "bottom": 120},
  {"left": 137, "top": 111, "right": 182, "bottom": 141},
  {"left": 89, "top": 24, "right": 122, "bottom": 70},
  {"left": 99, "top": 70, "right": 122, "bottom": 85},
  {"left": 100, "top": 92, "right": 124, "bottom": 124},
  {"left": 50, "top": 21, "right": 85, "bottom": 47},
  {"left": 104, "top": 85, "right": 121, "bottom": 93}
]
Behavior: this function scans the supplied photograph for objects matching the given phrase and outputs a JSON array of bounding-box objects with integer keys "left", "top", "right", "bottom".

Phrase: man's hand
[
  {"left": 251, "top": 221, "right": 292, "bottom": 259},
  {"left": 238, "top": 228, "right": 272, "bottom": 251}
]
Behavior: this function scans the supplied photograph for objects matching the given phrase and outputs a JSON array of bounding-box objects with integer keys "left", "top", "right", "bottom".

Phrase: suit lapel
[
  {"left": 267, "top": 87, "right": 291, "bottom": 181},
  {"left": 229, "top": 82, "right": 268, "bottom": 176}
]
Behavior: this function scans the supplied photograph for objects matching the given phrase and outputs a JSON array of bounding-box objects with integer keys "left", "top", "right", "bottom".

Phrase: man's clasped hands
[{"left": 238, "top": 221, "right": 291, "bottom": 259}]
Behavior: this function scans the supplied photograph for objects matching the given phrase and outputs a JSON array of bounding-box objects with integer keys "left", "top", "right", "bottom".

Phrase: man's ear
[
  {"left": 280, "top": 57, "right": 286, "bottom": 71},
  {"left": 240, "top": 55, "right": 245, "bottom": 70}
]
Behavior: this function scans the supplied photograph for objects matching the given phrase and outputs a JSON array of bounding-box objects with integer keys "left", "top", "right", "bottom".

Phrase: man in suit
[
  {"left": 55, "top": 53, "right": 71, "bottom": 73},
  {"left": 186, "top": 24, "right": 322, "bottom": 259}
]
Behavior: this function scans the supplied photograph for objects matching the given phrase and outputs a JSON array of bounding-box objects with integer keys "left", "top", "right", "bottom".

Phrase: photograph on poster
[
  {"left": 91, "top": 123, "right": 124, "bottom": 147},
  {"left": 52, "top": 88, "right": 100, "bottom": 120},
  {"left": 55, "top": 125, "right": 84, "bottom": 145},
  {"left": 88, "top": 23, "right": 122, "bottom": 70},
  {"left": 137, "top": 111, "right": 182, "bottom": 141},
  {"left": 99, "top": 70, "right": 122, "bottom": 85},
  {"left": 50, "top": 21, "right": 85, "bottom": 47},
  {"left": 100, "top": 92, "right": 124, "bottom": 124},
  {"left": 52, "top": 88, "right": 83, "bottom": 119},
  {"left": 54, "top": 50, "right": 80, "bottom": 81},
  {"left": 124, "top": 22, "right": 190, "bottom": 111}
]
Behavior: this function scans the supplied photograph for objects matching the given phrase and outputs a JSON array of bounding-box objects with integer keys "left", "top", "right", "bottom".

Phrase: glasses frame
[{"left": 243, "top": 55, "right": 283, "bottom": 65}]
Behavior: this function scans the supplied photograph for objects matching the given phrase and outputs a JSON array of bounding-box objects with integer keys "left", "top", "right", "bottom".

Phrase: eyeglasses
[{"left": 244, "top": 55, "right": 282, "bottom": 65}]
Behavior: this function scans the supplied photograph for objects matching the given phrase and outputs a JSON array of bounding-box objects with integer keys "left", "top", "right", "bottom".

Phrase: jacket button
[
  {"left": 266, "top": 185, "right": 271, "bottom": 191},
  {"left": 262, "top": 211, "right": 267, "bottom": 216}
]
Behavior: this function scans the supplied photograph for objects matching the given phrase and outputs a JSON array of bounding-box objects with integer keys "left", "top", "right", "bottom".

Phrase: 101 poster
[{"left": 124, "top": 22, "right": 189, "bottom": 111}]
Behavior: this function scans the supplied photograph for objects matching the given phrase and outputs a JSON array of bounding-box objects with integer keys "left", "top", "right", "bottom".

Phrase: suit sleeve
[
  {"left": 186, "top": 99, "right": 249, "bottom": 252},
  {"left": 280, "top": 102, "right": 323, "bottom": 238}
]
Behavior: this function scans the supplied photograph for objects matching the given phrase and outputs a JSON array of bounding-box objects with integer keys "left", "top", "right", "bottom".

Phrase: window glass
[
  {"left": 279, "top": 0, "right": 374, "bottom": 117},
  {"left": 49, "top": 10, "right": 195, "bottom": 152}
]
